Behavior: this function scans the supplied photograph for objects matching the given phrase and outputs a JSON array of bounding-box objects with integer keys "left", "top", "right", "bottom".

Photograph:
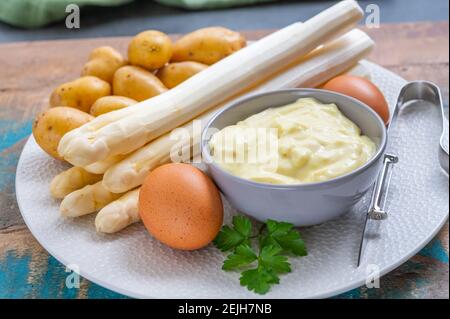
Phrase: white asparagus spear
[
  {"left": 83, "top": 154, "right": 126, "bottom": 174},
  {"left": 50, "top": 166, "right": 102, "bottom": 199},
  {"left": 58, "top": 0, "right": 363, "bottom": 166},
  {"left": 343, "top": 62, "right": 372, "bottom": 80},
  {"left": 60, "top": 181, "right": 123, "bottom": 217},
  {"left": 103, "top": 136, "right": 174, "bottom": 193},
  {"left": 95, "top": 188, "right": 140, "bottom": 233},
  {"left": 102, "top": 28, "right": 374, "bottom": 193}
]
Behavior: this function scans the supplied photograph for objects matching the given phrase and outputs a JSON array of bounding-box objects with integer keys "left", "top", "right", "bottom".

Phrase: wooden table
[{"left": 0, "top": 22, "right": 448, "bottom": 299}]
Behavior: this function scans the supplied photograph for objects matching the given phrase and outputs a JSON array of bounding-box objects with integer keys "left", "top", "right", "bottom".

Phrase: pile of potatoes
[{"left": 33, "top": 27, "right": 246, "bottom": 160}]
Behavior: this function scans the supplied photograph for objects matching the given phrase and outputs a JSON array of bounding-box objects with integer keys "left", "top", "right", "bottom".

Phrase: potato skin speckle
[
  {"left": 139, "top": 163, "right": 223, "bottom": 250},
  {"left": 82, "top": 46, "right": 126, "bottom": 83},
  {"left": 32, "top": 106, "right": 94, "bottom": 160},
  {"left": 156, "top": 61, "right": 208, "bottom": 89},
  {"left": 128, "top": 30, "right": 173, "bottom": 70},
  {"left": 49, "top": 76, "right": 111, "bottom": 113},
  {"left": 113, "top": 65, "right": 167, "bottom": 101},
  {"left": 90, "top": 95, "right": 137, "bottom": 116},
  {"left": 171, "top": 27, "right": 246, "bottom": 65}
]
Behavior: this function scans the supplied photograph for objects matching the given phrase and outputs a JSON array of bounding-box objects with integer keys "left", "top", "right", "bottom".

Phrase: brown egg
[
  {"left": 139, "top": 163, "right": 223, "bottom": 250},
  {"left": 322, "top": 75, "right": 390, "bottom": 125}
]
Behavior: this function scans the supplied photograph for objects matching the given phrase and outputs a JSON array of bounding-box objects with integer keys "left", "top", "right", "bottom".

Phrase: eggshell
[
  {"left": 139, "top": 163, "right": 223, "bottom": 250},
  {"left": 323, "top": 75, "right": 390, "bottom": 124}
]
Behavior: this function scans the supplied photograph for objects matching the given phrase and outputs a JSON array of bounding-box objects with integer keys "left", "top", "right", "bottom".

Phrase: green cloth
[
  {"left": 157, "top": 0, "right": 274, "bottom": 10},
  {"left": 0, "top": 0, "right": 132, "bottom": 28},
  {"left": 0, "top": 0, "right": 274, "bottom": 28}
]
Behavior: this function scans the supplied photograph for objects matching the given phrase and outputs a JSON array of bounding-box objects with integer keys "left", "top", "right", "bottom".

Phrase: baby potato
[
  {"left": 90, "top": 95, "right": 137, "bottom": 116},
  {"left": 113, "top": 65, "right": 168, "bottom": 101},
  {"left": 82, "top": 46, "right": 127, "bottom": 83},
  {"left": 156, "top": 61, "right": 208, "bottom": 89},
  {"left": 49, "top": 76, "right": 111, "bottom": 113},
  {"left": 128, "top": 30, "right": 173, "bottom": 70},
  {"left": 172, "top": 27, "right": 246, "bottom": 65},
  {"left": 33, "top": 107, "right": 94, "bottom": 160}
]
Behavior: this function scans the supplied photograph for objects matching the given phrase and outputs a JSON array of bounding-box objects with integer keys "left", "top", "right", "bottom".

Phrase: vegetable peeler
[{"left": 357, "top": 81, "right": 449, "bottom": 267}]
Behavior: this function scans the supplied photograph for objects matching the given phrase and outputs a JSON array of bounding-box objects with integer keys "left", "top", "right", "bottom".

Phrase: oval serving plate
[{"left": 15, "top": 61, "right": 449, "bottom": 298}]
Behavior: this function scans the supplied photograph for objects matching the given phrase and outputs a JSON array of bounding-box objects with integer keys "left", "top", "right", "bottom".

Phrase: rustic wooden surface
[{"left": 0, "top": 22, "right": 448, "bottom": 299}]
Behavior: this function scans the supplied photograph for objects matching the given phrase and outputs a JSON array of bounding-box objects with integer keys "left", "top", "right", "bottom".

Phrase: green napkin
[
  {"left": 157, "top": 0, "right": 274, "bottom": 10},
  {"left": 0, "top": 0, "right": 132, "bottom": 28},
  {"left": 0, "top": 0, "right": 275, "bottom": 29}
]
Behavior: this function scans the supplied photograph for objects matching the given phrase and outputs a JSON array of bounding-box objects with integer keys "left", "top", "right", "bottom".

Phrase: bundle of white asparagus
[
  {"left": 58, "top": 0, "right": 363, "bottom": 166},
  {"left": 51, "top": 0, "right": 375, "bottom": 233}
]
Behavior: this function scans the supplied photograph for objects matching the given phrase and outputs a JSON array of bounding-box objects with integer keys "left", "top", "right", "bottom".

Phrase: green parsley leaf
[
  {"left": 213, "top": 216, "right": 253, "bottom": 252},
  {"left": 215, "top": 216, "right": 308, "bottom": 295},
  {"left": 262, "top": 219, "right": 307, "bottom": 256},
  {"left": 214, "top": 226, "right": 244, "bottom": 252},
  {"left": 222, "top": 244, "right": 257, "bottom": 270},
  {"left": 259, "top": 245, "right": 291, "bottom": 274},
  {"left": 232, "top": 215, "right": 253, "bottom": 238},
  {"left": 275, "top": 230, "right": 307, "bottom": 256},
  {"left": 266, "top": 219, "right": 293, "bottom": 235},
  {"left": 240, "top": 268, "right": 280, "bottom": 295}
]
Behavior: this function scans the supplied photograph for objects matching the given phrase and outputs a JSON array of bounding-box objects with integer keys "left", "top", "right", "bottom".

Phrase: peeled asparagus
[
  {"left": 103, "top": 135, "right": 175, "bottom": 193},
  {"left": 83, "top": 154, "right": 126, "bottom": 174},
  {"left": 58, "top": 0, "right": 363, "bottom": 166},
  {"left": 60, "top": 181, "right": 123, "bottom": 217},
  {"left": 343, "top": 62, "right": 372, "bottom": 80},
  {"left": 95, "top": 188, "right": 141, "bottom": 233},
  {"left": 50, "top": 166, "right": 102, "bottom": 199},
  {"left": 102, "top": 29, "right": 374, "bottom": 193}
]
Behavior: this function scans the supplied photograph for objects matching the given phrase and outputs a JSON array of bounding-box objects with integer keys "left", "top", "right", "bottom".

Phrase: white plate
[{"left": 15, "top": 61, "right": 449, "bottom": 299}]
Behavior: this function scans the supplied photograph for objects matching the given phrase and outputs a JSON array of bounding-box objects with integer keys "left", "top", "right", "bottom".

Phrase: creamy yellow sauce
[{"left": 209, "top": 97, "right": 376, "bottom": 184}]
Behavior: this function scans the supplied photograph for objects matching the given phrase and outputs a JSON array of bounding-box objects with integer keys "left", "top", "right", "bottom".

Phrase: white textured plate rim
[
  {"left": 15, "top": 61, "right": 449, "bottom": 299},
  {"left": 15, "top": 136, "right": 153, "bottom": 299}
]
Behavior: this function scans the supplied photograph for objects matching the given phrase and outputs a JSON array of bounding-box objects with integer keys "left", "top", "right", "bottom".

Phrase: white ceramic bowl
[{"left": 202, "top": 89, "right": 387, "bottom": 226}]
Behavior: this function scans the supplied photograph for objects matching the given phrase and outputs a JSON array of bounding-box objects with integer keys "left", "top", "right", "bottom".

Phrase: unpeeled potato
[
  {"left": 49, "top": 76, "right": 111, "bottom": 113},
  {"left": 82, "top": 46, "right": 127, "bottom": 83},
  {"left": 33, "top": 107, "right": 94, "bottom": 160},
  {"left": 156, "top": 61, "right": 208, "bottom": 89},
  {"left": 90, "top": 95, "right": 137, "bottom": 116},
  {"left": 113, "top": 65, "right": 167, "bottom": 101},
  {"left": 172, "top": 27, "right": 246, "bottom": 65},
  {"left": 128, "top": 30, "right": 173, "bottom": 70}
]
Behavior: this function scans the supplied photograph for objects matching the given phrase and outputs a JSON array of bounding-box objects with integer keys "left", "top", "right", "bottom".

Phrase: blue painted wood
[
  {"left": 0, "top": 234, "right": 447, "bottom": 298},
  {"left": 0, "top": 251, "right": 128, "bottom": 299}
]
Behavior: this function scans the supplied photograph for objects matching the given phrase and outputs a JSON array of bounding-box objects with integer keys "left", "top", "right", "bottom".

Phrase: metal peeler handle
[
  {"left": 368, "top": 80, "right": 447, "bottom": 219},
  {"left": 367, "top": 154, "right": 398, "bottom": 220},
  {"left": 390, "top": 81, "right": 449, "bottom": 174},
  {"left": 357, "top": 154, "right": 398, "bottom": 266}
]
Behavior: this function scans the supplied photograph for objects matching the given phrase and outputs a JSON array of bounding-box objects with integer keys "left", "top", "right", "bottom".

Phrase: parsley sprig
[{"left": 213, "top": 216, "right": 307, "bottom": 294}]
